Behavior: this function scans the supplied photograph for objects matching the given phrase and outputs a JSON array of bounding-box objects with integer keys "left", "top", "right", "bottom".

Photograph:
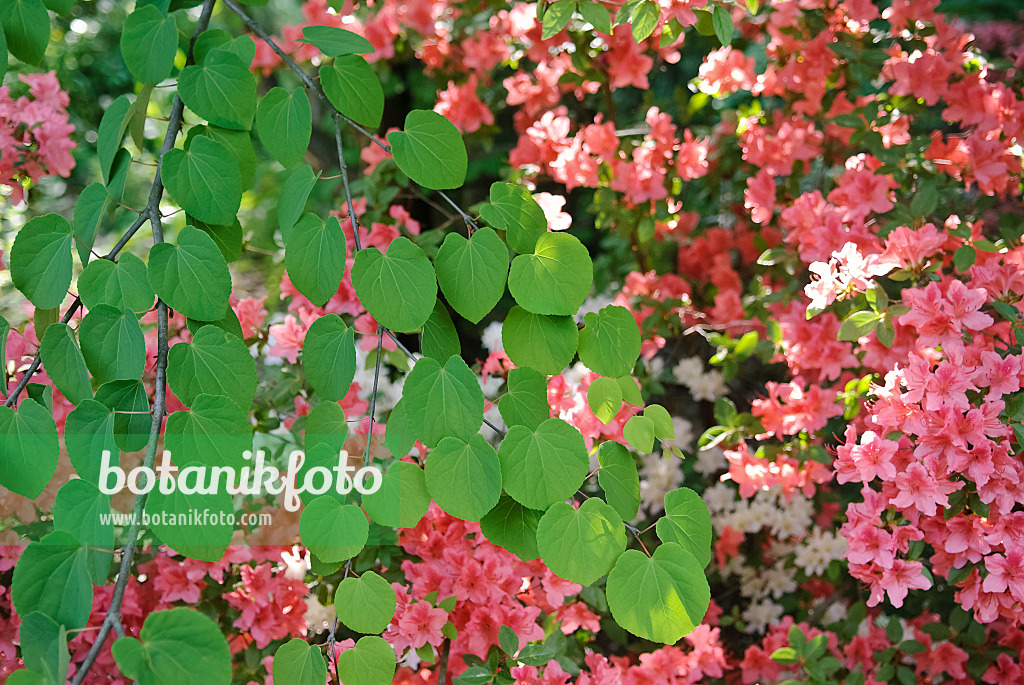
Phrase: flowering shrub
[{"left": 2, "top": 0, "right": 1024, "bottom": 684}]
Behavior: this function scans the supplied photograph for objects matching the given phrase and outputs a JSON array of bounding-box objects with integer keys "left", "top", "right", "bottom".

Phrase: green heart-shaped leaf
[
  {"left": 434, "top": 227, "right": 509, "bottom": 324},
  {"left": 496, "top": 418, "right": 588, "bottom": 510},
  {"left": 508, "top": 232, "right": 593, "bottom": 316},
  {"left": 606, "top": 543, "right": 710, "bottom": 643},
  {"left": 537, "top": 498, "right": 626, "bottom": 586},
  {"left": 351, "top": 237, "right": 436, "bottom": 333}
]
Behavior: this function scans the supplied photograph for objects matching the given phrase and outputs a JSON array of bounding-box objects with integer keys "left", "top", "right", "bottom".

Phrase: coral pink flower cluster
[{"left": 0, "top": 71, "right": 76, "bottom": 205}]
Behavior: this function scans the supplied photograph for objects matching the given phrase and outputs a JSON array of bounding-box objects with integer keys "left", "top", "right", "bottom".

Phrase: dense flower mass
[
  {"left": 0, "top": 71, "right": 76, "bottom": 205},
  {"left": 3, "top": 0, "right": 1024, "bottom": 683}
]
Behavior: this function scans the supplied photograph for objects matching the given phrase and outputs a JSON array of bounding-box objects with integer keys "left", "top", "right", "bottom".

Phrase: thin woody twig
[{"left": 68, "top": 1, "right": 216, "bottom": 681}]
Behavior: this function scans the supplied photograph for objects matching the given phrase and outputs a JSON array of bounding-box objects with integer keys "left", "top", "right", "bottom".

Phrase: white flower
[
  {"left": 639, "top": 452, "right": 684, "bottom": 513},
  {"left": 702, "top": 482, "right": 737, "bottom": 515},
  {"left": 688, "top": 370, "right": 727, "bottom": 402},
  {"left": 769, "top": 495, "right": 814, "bottom": 540},
  {"left": 672, "top": 356, "right": 705, "bottom": 387},
  {"left": 481, "top": 320, "right": 503, "bottom": 353},
  {"left": 742, "top": 599, "right": 784, "bottom": 634},
  {"left": 694, "top": 446, "right": 727, "bottom": 475},
  {"left": 646, "top": 356, "right": 666, "bottom": 379},
  {"left": 793, "top": 529, "right": 848, "bottom": 577},
  {"left": 303, "top": 595, "right": 335, "bottom": 633}
]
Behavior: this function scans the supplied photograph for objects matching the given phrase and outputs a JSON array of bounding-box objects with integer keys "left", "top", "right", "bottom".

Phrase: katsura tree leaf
[
  {"left": 17, "top": 612, "right": 69, "bottom": 685},
  {"left": 0, "top": 23, "right": 5, "bottom": 84},
  {"left": 192, "top": 28, "right": 231, "bottom": 64},
  {"left": 178, "top": 49, "right": 257, "bottom": 130},
  {"left": 623, "top": 414, "right": 655, "bottom": 453},
  {"left": 72, "top": 182, "right": 111, "bottom": 265},
  {"left": 64, "top": 399, "right": 117, "bottom": 484},
  {"left": 352, "top": 236, "right": 436, "bottom": 333},
  {"left": 272, "top": 639, "right": 327, "bottom": 685},
  {"left": 10, "top": 213, "right": 73, "bottom": 310},
  {"left": 402, "top": 355, "right": 483, "bottom": 447},
  {"left": 501, "top": 306, "right": 578, "bottom": 375},
  {"left": 78, "top": 253, "right": 155, "bottom": 313},
  {"left": 96, "top": 95, "right": 132, "bottom": 184},
  {"left": 161, "top": 137, "right": 242, "bottom": 226},
  {"left": 578, "top": 305, "right": 641, "bottom": 377},
  {"left": 187, "top": 313, "right": 245, "bottom": 345},
  {"left": 285, "top": 214, "right": 347, "bottom": 307},
  {"left": 617, "top": 375, "right": 643, "bottom": 406},
  {"left": 498, "top": 367, "right": 550, "bottom": 430},
  {"left": 94, "top": 380, "right": 151, "bottom": 453},
  {"left": 387, "top": 110, "right": 467, "bottom": 190},
  {"left": 39, "top": 323, "right": 92, "bottom": 404},
  {"left": 278, "top": 164, "right": 320, "bottom": 240},
  {"left": 509, "top": 232, "right": 593, "bottom": 316},
  {"left": 587, "top": 376, "right": 622, "bottom": 425},
  {"left": 334, "top": 571, "right": 396, "bottom": 634},
  {"left": 148, "top": 225, "right": 232, "bottom": 321},
  {"left": 434, "top": 226, "right": 509, "bottom": 324},
  {"left": 120, "top": 5, "right": 177, "bottom": 84},
  {"left": 320, "top": 55, "right": 384, "bottom": 128},
  {"left": 479, "top": 495, "right": 541, "bottom": 561},
  {"left": 255, "top": 86, "right": 311, "bottom": 167},
  {"left": 297, "top": 25, "right": 374, "bottom": 56},
  {"left": 145, "top": 475, "right": 234, "bottom": 562},
  {"left": 164, "top": 394, "right": 252, "bottom": 470},
  {"left": 362, "top": 460, "right": 430, "bottom": 529},
  {"left": 606, "top": 543, "right": 711, "bottom": 643},
  {"left": 189, "top": 124, "right": 256, "bottom": 188},
  {"left": 425, "top": 434, "right": 501, "bottom": 521},
  {"left": 112, "top": 609, "right": 232, "bottom": 685},
  {"left": 0, "top": 314, "right": 8, "bottom": 369},
  {"left": 479, "top": 182, "right": 547, "bottom": 254},
  {"left": 206, "top": 35, "right": 255, "bottom": 66},
  {"left": 496, "top": 418, "right": 588, "bottom": 510},
  {"left": 656, "top": 488, "right": 713, "bottom": 568},
  {"left": 106, "top": 148, "right": 132, "bottom": 203},
  {"left": 0, "top": 399, "right": 59, "bottom": 499},
  {"left": 302, "top": 315, "right": 356, "bottom": 401},
  {"left": 421, "top": 298, "right": 461, "bottom": 361},
  {"left": 336, "top": 636, "right": 396, "bottom": 685},
  {"left": 537, "top": 498, "right": 626, "bottom": 586},
  {"left": 192, "top": 218, "right": 243, "bottom": 263},
  {"left": 597, "top": 441, "right": 640, "bottom": 521},
  {"left": 79, "top": 304, "right": 146, "bottom": 385},
  {"left": 304, "top": 401, "right": 348, "bottom": 454},
  {"left": 644, "top": 404, "right": 674, "bottom": 439},
  {"left": 53, "top": 479, "right": 113, "bottom": 583},
  {"left": 384, "top": 400, "right": 415, "bottom": 459},
  {"left": 299, "top": 496, "right": 368, "bottom": 563},
  {"left": 0, "top": 0, "right": 49, "bottom": 65},
  {"left": 167, "top": 325, "right": 257, "bottom": 409},
  {"left": 11, "top": 531, "right": 92, "bottom": 632}
]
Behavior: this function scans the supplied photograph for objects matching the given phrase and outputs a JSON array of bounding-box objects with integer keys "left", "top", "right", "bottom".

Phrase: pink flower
[
  {"left": 535, "top": 192, "right": 572, "bottom": 231},
  {"left": 891, "top": 462, "right": 961, "bottom": 516},
  {"left": 879, "top": 559, "right": 930, "bottom": 607},
  {"left": 982, "top": 550, "right": 1024, "bottom": 602},
  {"left": 835, "top": 428, "right": 899, "bottom": 483},
  {"left": 268, "top": 315, "right": 306, "bottom": 363},
  {"left": 395, "top": 600, "right": 448, "bottom": 650},
  {"left": 233, "top": 296, "right": 267, "bottom": 338}
]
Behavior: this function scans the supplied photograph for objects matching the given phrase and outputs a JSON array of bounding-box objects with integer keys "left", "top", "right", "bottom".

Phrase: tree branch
[{"left": 69, "top": 1, "right": 216, "bottom": 681}]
